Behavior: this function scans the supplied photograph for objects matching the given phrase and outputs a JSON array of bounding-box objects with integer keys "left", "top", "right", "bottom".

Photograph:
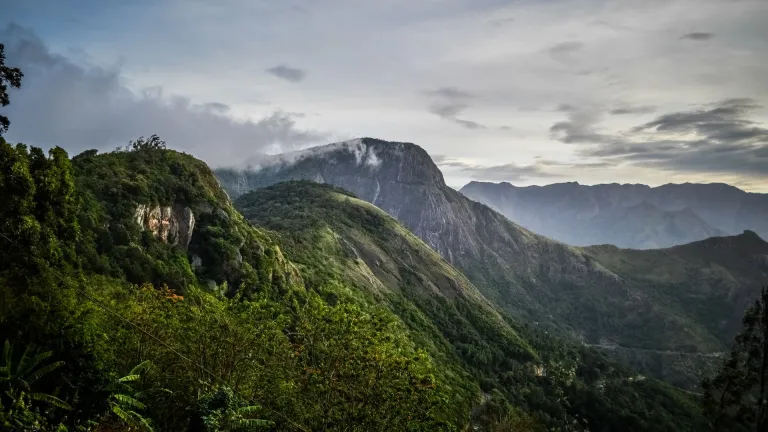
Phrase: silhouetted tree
[
  {"left": 702, "top": 286, "right": 768, "bottom": 431},
  {"left": 129, "top": 134, "right": 167, "bottom": 151},
  {"left": 0, "top": 43, "right": 23, "bottom": 135}
]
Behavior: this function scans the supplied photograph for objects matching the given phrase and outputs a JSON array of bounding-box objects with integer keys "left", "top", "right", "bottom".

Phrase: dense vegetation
[
  {"left": 701, "top": 287, "right": 768, "bottom": 431},
  {"left": 216, "top": 139, "right": 768, "bottom": 391},
  {"left": 0, "top": 139, "right": 455, "bottom": 431},
  {"left": 236, "top": 181, "right": 713, "bottom": 431}
]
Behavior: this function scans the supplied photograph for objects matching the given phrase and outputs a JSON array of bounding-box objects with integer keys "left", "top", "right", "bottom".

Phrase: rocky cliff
[
  {"left": 214, "top": 138, "right": 768, "bottom": 369},
  {"left": 134, "top": 203, "right": 196, "bottom": 248}
]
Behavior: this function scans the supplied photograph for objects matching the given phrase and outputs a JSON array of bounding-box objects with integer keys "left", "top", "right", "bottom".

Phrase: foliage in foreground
[{"left": 702, "top": 286, "right": 768, "bottom": 432}]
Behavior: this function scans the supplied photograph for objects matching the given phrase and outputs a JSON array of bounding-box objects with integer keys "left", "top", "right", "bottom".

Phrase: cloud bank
[
  {"left": 550, "top": 98, "right": 768, "bottom": 176},
  {"left": 0, "top": 24, "right": 328, "bottom": 166}
]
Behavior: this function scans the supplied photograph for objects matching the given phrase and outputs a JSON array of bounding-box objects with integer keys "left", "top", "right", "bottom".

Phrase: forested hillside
[
  {"left": 0, "top": 139, "right": 454, "bottom": 431},
  {"left": 234, "top": 181, "right": 712, "bottom": 431},
  {"left": 0, "top": 138, "right": 714, "bottom": 431},
  {"left": 215, "top": 138, "right": 768, "bottom": 390}
]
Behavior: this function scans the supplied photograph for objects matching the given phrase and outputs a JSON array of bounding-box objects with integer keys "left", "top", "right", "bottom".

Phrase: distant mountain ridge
[
  {"left": 460, "top": 180, "right": 768, "bottom": 249},
  {"left": 213, "top": 138, "right": 768, "bottom": 391}
]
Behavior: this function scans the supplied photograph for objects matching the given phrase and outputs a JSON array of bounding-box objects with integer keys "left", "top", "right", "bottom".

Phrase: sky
[{"left": 2, "top": 0, "right": 768, "bottom": 191}]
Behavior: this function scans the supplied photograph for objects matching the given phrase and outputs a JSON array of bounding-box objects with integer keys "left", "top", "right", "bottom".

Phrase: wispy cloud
[
  {"left": 610, "top": 105, "right": 657, "bottom": 115},
  {"left": 1, "top": 24, "right": 328, "bottom": 166},
  {"left": 681, "top": 32, "right": 714, "bottom": 41},
  {"left": 425, "top": 86, "right": 488, "bottom": 130},
  {"left": 434, "top": 155, "right": 562, "bottom": 182},
  {"left": 550, "top": 99, "right": 768, "bottom": 177},
  {"left": 266, "top": 64, "right": 306, "bottom": 83},
  {"left": 547, "top": 41, "right": 583, "bottom": 64}
]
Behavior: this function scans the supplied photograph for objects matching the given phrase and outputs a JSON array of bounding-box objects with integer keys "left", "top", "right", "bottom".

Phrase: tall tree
[
  {"left": 701, "top": 286, "right": 768, "bottom": 432},
  {"left": 0, "top": 43, "right": 24, "bottom": 135}
]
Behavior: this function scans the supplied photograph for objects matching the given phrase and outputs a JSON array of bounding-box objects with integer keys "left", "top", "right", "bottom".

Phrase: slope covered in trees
[
  {"left": 215, "top": 138, "right": 768, "bottom": 389},
  {"left": 0, "top": 139, "right": 455, "bottom": 431},
  {"left": 0, "top": 138, "right": 717, "bottom": 431},
  {"left": 235, "top": 180, "right": 711, "bottom": 431}
]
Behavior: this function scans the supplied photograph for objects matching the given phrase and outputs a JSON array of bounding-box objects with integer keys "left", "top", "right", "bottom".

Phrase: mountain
[
  {"left": 233, "top": 180, "right": 709, "bottom": 431},
  {"left": 0, "top": 138, "right": 711, "bottom": 431},
  {"left": 215, "top": 138, "right": 768, "bottom": 387},
  {"left": 459, "top": 181, "right": 768, "bottom": 249},
  {"left": 2, "top": 141, "right": 462, "bottom": 431}
]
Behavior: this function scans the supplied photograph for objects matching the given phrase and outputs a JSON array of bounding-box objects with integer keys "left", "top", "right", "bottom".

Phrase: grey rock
[{"left": 133, "top": 203, "right": 196, "bottom": 248}]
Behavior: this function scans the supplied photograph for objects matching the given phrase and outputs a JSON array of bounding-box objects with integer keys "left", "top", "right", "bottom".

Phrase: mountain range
[
  {"left": 215, "top": 138, "right": 768, "bottom": 388},
  {"left": 1, "top": 136, "right": 720, "bottom": 431},
  {"left": 460, "top": 181, "right": 768, "bottom": 249}
]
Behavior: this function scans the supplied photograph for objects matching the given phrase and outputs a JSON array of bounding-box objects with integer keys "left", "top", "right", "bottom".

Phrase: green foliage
[
  {"left": 0, "top": 140, "right": 455, "bottom": 430},
  {"left": 189, "top": 387, "right": 272, "bottom": 432},
  {"left": 236, "top": 181, "right": 711, "bottom": 432},
  {"left": 289, "top": 289, "right": 454, "bottom": 431},
  {"left": 0, "top": 43, "right": 24, "bottom": 135},
  {"left": 126, "top": 135, "right": 167, "bottom": 152},
  {"left": 103, "top": 360, "right": 158, "bottom": 431},
  {"left": 0, "top": 340, "right": 71, "bottom": 431},
  {"left": 701, "top": 286, "right": 768, "bottom": 432},
  {"left": 0, "top": 139, "right": 721, "bottom": 432}
]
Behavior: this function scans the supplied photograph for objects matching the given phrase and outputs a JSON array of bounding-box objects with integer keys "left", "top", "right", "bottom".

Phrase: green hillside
[
  {"left": 0, "top": 140, "right": 454, "bottom": 431},
  {"left": 0, "top": 139, "right": 714, "bottom": 431},
  {"left": 235, "top": 180, "right": 711, "bottom": 431},
  {"left": 213, "top": 138, "right": 768, "bottom": 382}
]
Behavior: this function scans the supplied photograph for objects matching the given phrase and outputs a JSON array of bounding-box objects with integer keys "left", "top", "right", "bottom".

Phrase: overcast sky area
[{"left": 2, "top": 0, "right": 768, "bottom": 191}]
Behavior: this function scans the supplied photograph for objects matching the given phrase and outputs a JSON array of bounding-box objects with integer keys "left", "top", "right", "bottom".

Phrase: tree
[
  {"left": 128, "top": 135, "right": 166, "bottom": 152},
  {"left": 0, "top": 43, "right": 24, "bottom": 135},
  {"left": 0, "top": 340, "right": 72, "bottom": 430},
  {"left": 701, "top": 286, "right": 768, "bottom": 432},
  {"left": 102, "top": 360, "right": 158, "bottom": 432},
  {"left": 188, "top": 387, "right": 272, "bottom": 432}
]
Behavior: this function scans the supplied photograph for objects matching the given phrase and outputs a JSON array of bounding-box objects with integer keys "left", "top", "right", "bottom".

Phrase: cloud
[
  {"left": 610, "top": 105, "right": 657, "bottom": 115},
  {"left": 549, "top": 41, "right": 584, "bottom": 55},
  {"left": 547, "top": 41, "right": 583, "bottom": 64},
  {"left": 426, "top": 87, "right": 474, "bottom": 100},
  {"left": 265, "top": 65, "right": 306, "bottom": 83},
  {"left": 453, "top": 118, "right": 487, "bottom": 130},
  {"left": 550, "top": 99, "right": 768, "bottom": 177},
  {"left": 433, "top": 155, "right": 561, "bottom": 182},
  {"left": 1, "top": 24, "right": 328, "bottom": 166},
  {"left": 549, "top": 107, "right": 614, "bottom": 144},
  {"left": 425, "top": 86, "right": 488, "bottom": 130},
  {"left": 202, "top": 102, "right": 230, "bottom": 114},
  {"left": 681, "top": 32, "right": 714, "bottom": 41},
  {"left": 487, "top": 16, "right": 515, "bottom": 27}
]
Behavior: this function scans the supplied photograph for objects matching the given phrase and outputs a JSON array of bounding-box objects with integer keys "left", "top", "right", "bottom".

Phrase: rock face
[
  {"left": 216, "top": 138, "right": 499, "bottom": 262},
  {"left": 134, "top": 203, "right": 196, "bottom": 248},
  {"left": 460, "top": 181, "right": 768, "bottom": 249},
  {"left": 214, "top": 137, "right": 768, "bottom": 359}
]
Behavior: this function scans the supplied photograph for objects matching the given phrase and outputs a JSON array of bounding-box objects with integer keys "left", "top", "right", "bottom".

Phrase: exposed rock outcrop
[
  {"left": 134, "top": 203, "right": 196, "bottom": 248},
  {"left": 214, "top": 137, "right": 768, "bottom": 360}
]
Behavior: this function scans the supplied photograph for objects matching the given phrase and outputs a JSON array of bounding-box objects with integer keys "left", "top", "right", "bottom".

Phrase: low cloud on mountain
[{"left": 0, "top": 24, "right": 328, "bottom": 166}]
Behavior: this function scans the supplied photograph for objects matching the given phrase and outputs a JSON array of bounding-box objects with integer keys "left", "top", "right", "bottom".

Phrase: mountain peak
[
  {"left": 741, "top": 229, "right": 763, "bottom": 240},
  {"left": 215, "top": 138, "right": 447, "bottom": 200}
]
